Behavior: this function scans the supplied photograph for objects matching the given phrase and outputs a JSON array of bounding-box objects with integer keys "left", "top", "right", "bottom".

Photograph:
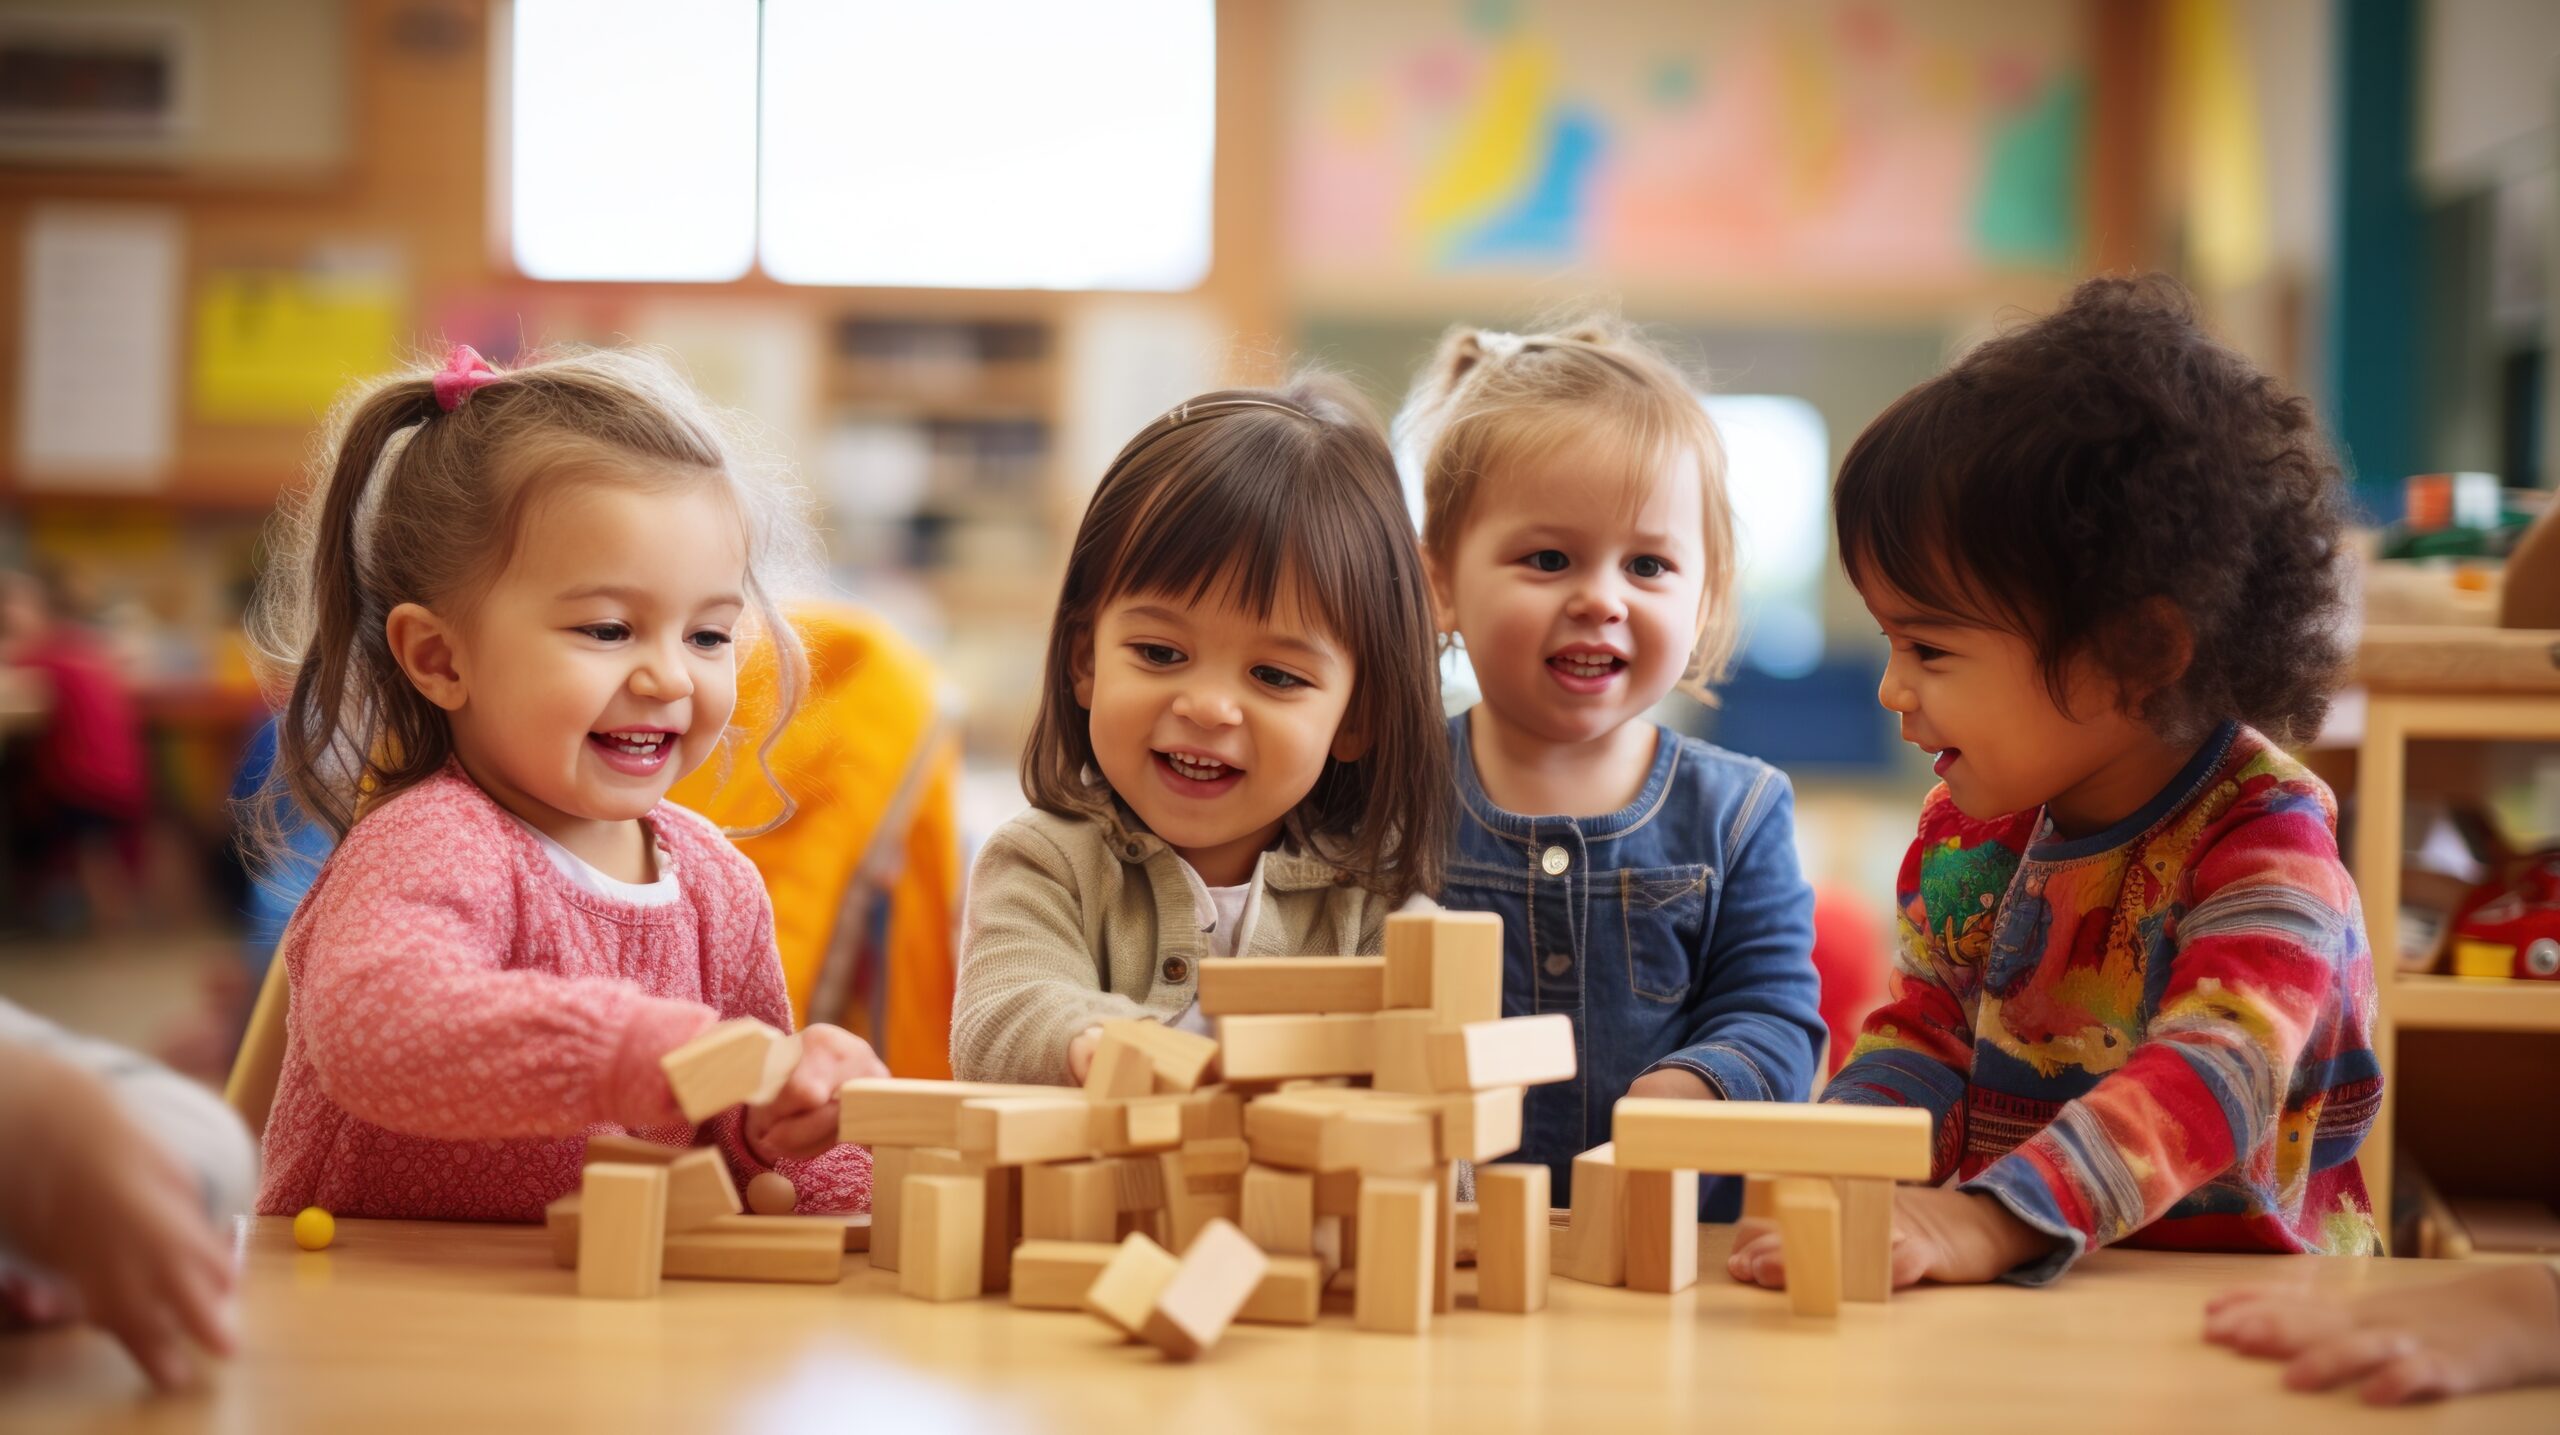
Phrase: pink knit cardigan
[{"left": 255, "top": 765, "right": 871, "bottom": 1220}]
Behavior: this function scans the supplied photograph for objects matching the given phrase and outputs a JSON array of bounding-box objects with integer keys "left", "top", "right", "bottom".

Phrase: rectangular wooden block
[
  {"left": 1436, "top": 1086, "right": 1526, "bottom": 1163},
  {"left": 1625, "top": 1168, "right": 1699, "bottom": 1294},
  {"left": 899, "top": 1173, "right": 986, "bottom": 1302},
  {"left": 1181, "top": 1137, "right": 1251, "bottom": 1184},
  {"left": 1236, "top": 1253, "right": 1324, "bottom": 1325},
  {"left": 1313, "top": 1167, "right": 1361, "bottom": 1218},
  {"left": 661, "top": 1018, "right": 782, "bottom": 1124},
  {"left": 1610, "top": 1098, "right": 1932, "bottom": 1180},
  {"left": 1476, "top": 1164, "right": 1549, "bottom": 1313},
  {"left": 1023, "top": 1159, "right": 1120, "bottom": 1244},
  {"left": 1353, "top": 1175, "right": 1436, "bottom": 1334},
  {"left": 1428, "top": 1014, "right": 1577, "bottom": 1092},
  {"left": 1213, "top": 1013, "right": 1377, "bottom": 1082},
  {"left": 1091, "top": 1094, "right": 1185, "bottom": 1154},
  {"left": 1370, "top": 1009, "right": 1438, "bottom": 1094},
  {"left": 545, "top": 1192, "right": 581, "bottom": 1268},
  {"left": 583, "top": 1133, "right": 684, "bottom": 1167},
  {"left": 1196, "top": 957, "right": 1387, "bottom": 1015},
  {"left": 1139, "top": 1218, "right": 1269, "bottom": 1360},
  {"left": 663, "top": 1148, "right": 743, "bottom": 1233},
  {"left": 1838, "top": 1177, "right": 1893, "bottom": 1303},
  {"left": 1084, "top": 1030, "right": 1157, "bottom": 1099},
  {"left": 1334, "top": 1106, "right": 1438, "bottom": 1176},
  {"left": 1008, "top": 1240, "right": 1119, "bottom": 1311},
  {"left": 1742, "top": 1173, "right": 1778, "bottom": 1220},
  {"left": 912, "top": 1147, "right": 1016, "bottom": 1291},
  {"left": 868, "top": 1146, "right": 912, "bottom": 1271},
  {"left": 1435, "top": 1162, "right": 1458, "bottom": 1314},
  {"left": 1083, "top": 1231, "right": 1183, "bottom": 1337},
  {"left": 1098, "top": 1018, "right": 1220, "bottom": 1093},
  {"left": 1454, "top": 1201, "right": 1479, "bottom": 1266},
  {"left": 1383, "top": 911, "right": 1503, "bottom": 1026},
  {"left": 838, "top": 1078, "right": 1059, "bottom": 1148},
  {"left": 749, "top": 1029, "right": 802, "bottom": 1107},
  {"left": 1158, "top": 1149, "right": 1242, "bottom": 1252},
  {"left": 663, "top": 1215, "right": 845, "bottom": 1284},
  {"left": 1774, "top": 1176, "right": 1842, "bottom": 1316},
  {"left": 957, "top": 1094, "right": 1095, "bottom": 1165},
  {"left": 833, "top": 1212, "right": 872, "bottom": 1252},
  {"left": 1178, "top": 1086, "right": 1245, "bottom": 1142},
  {"left": 1111, "top": 1153, "right": 1166, "bottom": 1212},
  {"left": 1565, "top": 1143, "right": 1626, "bottom": 1287},
  {"left": 577, "top": 1162, "right": 667, "bottom": 1299},
  {"left": 1243, "top": 1094, "right": 1341, "bottom": 1171},
  {"left": 1240, "top": 1164, "right": 1316, "bottom": 1255}
]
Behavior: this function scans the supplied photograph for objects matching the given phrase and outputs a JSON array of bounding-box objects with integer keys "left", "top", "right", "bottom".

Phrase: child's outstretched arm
[
  {"left": 950, "top": 821, "right": 1152, "bottom": 1084},
  {"left": 1628, "top": 772, "right": 1824, "bottom": 1103},
  {"left": 2206, "top": 1264, "right": 2560, "bottom": 1405}
]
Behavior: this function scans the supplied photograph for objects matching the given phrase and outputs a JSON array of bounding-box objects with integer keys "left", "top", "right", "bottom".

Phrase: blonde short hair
[{"left": 1396, "top": 316, "right": 1739, "bottom": 698}]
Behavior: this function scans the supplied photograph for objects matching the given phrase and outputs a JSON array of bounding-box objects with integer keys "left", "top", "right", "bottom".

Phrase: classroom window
[
  {"left": 504, "top": 0, "right": 759, "bottom": 282},
  {"left": 757, "top": 0, "right": 1215, "bottom": 289},
  {"left": 503, "top": 0, "right": 1215, "bottom": 291}
]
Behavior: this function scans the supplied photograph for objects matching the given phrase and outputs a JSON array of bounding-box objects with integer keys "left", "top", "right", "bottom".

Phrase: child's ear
[
  {"left": 1068, "top": 625, "right": 1097, "bottom": 710},
  {"left": 1421, "top": 546, "right": 1459, "bottom": 638},
  {"left": 385, "top": 602, "right": 468, "bottom": 712},
  {"left": 1330, "top": 717, "right": 1372, "bottom": 764}
]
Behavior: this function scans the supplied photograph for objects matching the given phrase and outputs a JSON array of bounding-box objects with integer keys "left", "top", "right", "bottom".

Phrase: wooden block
[
  {"left": 1214, "top": 1013, "right": 1377, "bottom": 1082},
  {"left": 1158, "top": 1149, "right": 1242, "bottom": 1252},
  {"left": 1090, "top": 1094, "right": 1185, "bottom": 1154},
  {"left": 868, "top": 1146, "right": 912, "bottom": 1271},
  {"left": 1428, "top": 1014, "right": 1577, "bottom": 1092},
  {"left": 1236, "top": 1253, "right": 1324, "bottom": 1325},
  {"left": 831, "top": 1212, "right": 872, "bottom": 1251},
  {"left": 1243, "top": 1094, "right": 1341, "bottom": 1171},
  {"left": 1609, "top": 1098, "right": 1931, "bottom": 1180},
  {"left": 957, "top": 1094, "right": 1095, "bottom": 1165},
  {"left": 1773, "top": 1176, "right": 1842, "bottom": 1316},
  {"left": 1625, "top": 1168, "right": 1698, "bottom": 1294},
  {"left": 577, "top": 1162, "right": 667, "bottom": 1299},
  {"left": 1353, "top": 1175, "right": 1435, "bottom": 1334},
  {"left": 1196, "top": 956, "right": 1387, "bottom": 1015},
  {"left": 1476, "top": 1164, "right": 1549, "bottom": 1313},
  {"left": 1565, "top": 1143, "right": 1625, "bottom": 1287},
  {"left": 838, "top": 1078, "right": 1059, "bottom": 1148},
  {"left": 1370, "top": 1010, "right": 1438, "bottom": 1093},
  {"left": 1240, "top": 1165, "right": 1315, "bottom": 1255},
  {"left": 1182, "top": 1136, "right": 1251, "bottom": 1182},
  {"left": 1742, "top": 1173, "right": 1777, "bottom": 1220},
  {"left": 899, "top": 1173, "right": 986, "bottom": 1302},
  {"left": 1111, "top": 1153, "right": 1166, "bottom": 1212},
  {"left": 1313, "top": 1167, "right": 1361, "bottom": 1217},
  {"left": 1434, "top": 1162, "right": 1458, "bottom": 1314},
  {"left": 1023, "top": 1160, "right": 1120, "bottom": 1243},
  {"left": 583, "top": 1133, "right": 685, "bottom": 1166},
  {"left": 661, "top": 1148, "right": 744, "bottom": 1233},
  {"left": 1084, "top": 1029, "right": 1156, "bottom": 1099},
  {"left": 1436, "top": 1087, "right": 1526, "bottom": 1163},
  {"left": 745, "top": 1170, "right": 796, "bottom": 1216},
  {"left": 1098, "top": 1017, "right": 1220, "bottom": 1093},
  {"left": 1178, "top": 1086, "right": 1245, "bottom": 1141},
  {"left": 662, "top": 1215, "right": 845, "bottom": 1284},
  {"left": 1009, "top": 1239, "right": 1119, "bottom": 1310},
  {"left": 1838, "top": 1177, "right": 1893, "bottom": 1303},
  {"left": 1383, "top": 911, "right": 1502, "bottom": 1026},
  {"left": 660, "top": 1018, "right": 782, "bottom": 1124},
  {"left": 1083, "top": 1231, "right": 1183, "bottom": 1338},
  {"left": 749, "top": 1029, "right": 803, "bottom": 1106},
  {"left": 1334, "top": 1106, "right": 1437, "bottom": 1176},
  {"left": 1139, "top": 1218, "right": 1270, "bottom": 1360},
  {"left": 1313, "top": 1213, "right": 1347, "bottom": 1279},
  {"left": 545, "top": 1192, "right": 581, "bottom": 1268},
  {"left": 1454, "top": 1201, "right": 1479, "bottom": 1266},
  {"left": 913, "top": 1147, "right": 1016, "bottom": 1291}
]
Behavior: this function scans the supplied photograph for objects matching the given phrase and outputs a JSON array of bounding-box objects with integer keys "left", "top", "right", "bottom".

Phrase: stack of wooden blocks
[
  {"left": 547, "top": 1134, "right": 860, "bottom": 1295},
  {"left": 1555, "top": 1098, "right": 1931, "bottom": 1315},
  {"left": 841, "top": 910, "right": 1578, "bottom": 1358}
]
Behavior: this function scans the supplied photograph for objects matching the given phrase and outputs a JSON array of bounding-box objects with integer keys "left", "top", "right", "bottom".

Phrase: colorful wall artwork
[{"left": 1286, "top": 0, "right": 2089, "bottom": 293}]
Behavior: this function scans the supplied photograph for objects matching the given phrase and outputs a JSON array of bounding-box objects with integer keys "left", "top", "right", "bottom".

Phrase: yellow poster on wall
[{"left": 192, "top": 267, "right": 402, "bottom": 425}]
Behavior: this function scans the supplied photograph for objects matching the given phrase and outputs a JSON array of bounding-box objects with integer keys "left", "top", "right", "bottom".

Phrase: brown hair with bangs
[
  {"left": 1022, "top": 376, "right": 1450, "bottom": 903},
  {"left": 1833, "top": 273, "right": 2352, "bottom": 747},
  {"left": 1397, "top": 316, "right": 1740, "bottom": 697}
]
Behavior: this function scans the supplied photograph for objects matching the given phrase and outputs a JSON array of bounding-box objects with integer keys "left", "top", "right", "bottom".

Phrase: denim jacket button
[
  {"left": 1542, "top": 952, "right": 1572, "bottom": 976},
  {"left": 1539, "top": 845, "right": 1571, "bottom": 876}
]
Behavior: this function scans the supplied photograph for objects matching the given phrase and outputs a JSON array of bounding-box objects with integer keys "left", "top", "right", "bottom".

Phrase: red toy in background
[{"left": 2441, "top": 851, "right": 2560, "bottom": 981}]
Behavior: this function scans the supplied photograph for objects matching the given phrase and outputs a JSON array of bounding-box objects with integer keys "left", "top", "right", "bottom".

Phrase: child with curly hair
[{"left": 1731, "top": 275, "right": 2383, "bottom": 1290}]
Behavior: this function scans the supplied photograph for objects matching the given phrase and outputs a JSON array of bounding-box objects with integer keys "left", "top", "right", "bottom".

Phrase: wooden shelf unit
[{"left": 2350, "top": 628, "right": 2560, "bottom": 1246}]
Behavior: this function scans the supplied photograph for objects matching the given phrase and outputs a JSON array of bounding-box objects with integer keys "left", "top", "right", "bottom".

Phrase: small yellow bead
[{"left": 292, "top": 1206, "right": 335, "bottom": 1251}]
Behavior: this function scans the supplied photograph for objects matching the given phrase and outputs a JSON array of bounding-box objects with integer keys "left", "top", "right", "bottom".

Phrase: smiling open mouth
[
  {"left": 1159, "top": 751, "right": 1240, "bottom": 783},
  {"left": 589, "top": 730, "right": 677, "bottom": 773}
]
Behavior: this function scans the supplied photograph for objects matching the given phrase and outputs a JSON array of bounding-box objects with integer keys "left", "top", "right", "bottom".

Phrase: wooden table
[{"left": 5, "top": 1218, "right": 2554, "bottom": 1432}]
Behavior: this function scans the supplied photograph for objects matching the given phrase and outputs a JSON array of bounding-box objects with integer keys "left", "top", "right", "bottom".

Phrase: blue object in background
[{"left": 1692, "top": 658, "right": 1896, "bottom": 771}]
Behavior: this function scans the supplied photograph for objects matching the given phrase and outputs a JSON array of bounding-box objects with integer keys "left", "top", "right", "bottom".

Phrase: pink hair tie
[{"left": 432, "top": 344, "right": 501, "bottom": 412}]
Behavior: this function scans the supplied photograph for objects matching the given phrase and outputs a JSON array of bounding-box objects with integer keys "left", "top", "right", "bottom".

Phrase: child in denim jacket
[{"left": 1397, "top": 319, "right": 1825, "bottom": 1216}]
